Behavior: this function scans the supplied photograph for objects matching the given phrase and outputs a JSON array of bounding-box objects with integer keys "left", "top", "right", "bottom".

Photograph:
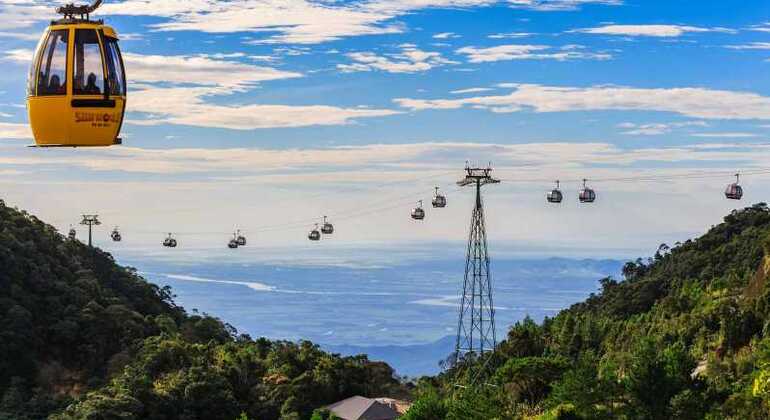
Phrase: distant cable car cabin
[
  {"left": 321, "top": 216, "right": 334, "bottom": 235},
  {"left": 725, "top": 173, "right": 743, "bottom": 200},
  {"left": 228, "top": 233, "right": 239, "bottom": 249},
  {"left": 68, "top": 226, "right": 76, "bottom": 240},
  {"left": 27, "top": 0, "right": 126, "bottom": 147},
  {"left": 110, "top": 226, "right": 121, "bottom": 241},
  {"left": 162, "top": 233, "right": 177, "bottom": 248},
  {"left": 432, "top": 187, "right": 447, "bottom": 208},
  {"left": 236, "top": 229, "right": 247, "bottom": 246},
  {"left": 411, "top": 200, "right": 425, "bottom": 220},
  {"left": 547, "top": 180, "right": 563, "bottom": 204},
  {"left": 579, "top": 179, "right": 596, "bottom": 203},
  {"left": 308, "top": 224, "right": 321, "bottom": 241}
]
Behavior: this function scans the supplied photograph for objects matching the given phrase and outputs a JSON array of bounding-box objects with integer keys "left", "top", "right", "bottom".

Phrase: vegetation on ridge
[
  {"left": 0, "top": 201, "right": 405, "bottom": 420},
  {"left": 5, "top": 197, "right": 770, "bottom": 419},
  {"left": 404, "top": 203, "right": 770, "bottom": 419}
]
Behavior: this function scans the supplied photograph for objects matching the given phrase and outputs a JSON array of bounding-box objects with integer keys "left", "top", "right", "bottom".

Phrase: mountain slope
[
  {"left": 0, "top": 201, "right": 405, "bottom": 419},
  {"left": 405, "top": 203, "right": 770, "bottom": 419}
]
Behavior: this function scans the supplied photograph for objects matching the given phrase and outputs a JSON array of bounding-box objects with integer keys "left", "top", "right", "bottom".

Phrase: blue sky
[{"left": 0, "top": 0, "right": 769, "bottom": 256}]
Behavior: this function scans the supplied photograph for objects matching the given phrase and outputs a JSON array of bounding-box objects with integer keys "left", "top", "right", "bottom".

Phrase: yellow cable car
[{"left": 27, "top": 0, "right": 126, "bottom": 147}]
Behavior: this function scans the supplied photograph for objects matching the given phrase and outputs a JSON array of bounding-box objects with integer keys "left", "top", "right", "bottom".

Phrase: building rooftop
[{"left": 325, "top": 395, "right": 402, "bottom": 420}]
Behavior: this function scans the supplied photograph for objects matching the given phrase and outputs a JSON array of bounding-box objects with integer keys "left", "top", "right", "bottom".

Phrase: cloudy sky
[{"left": 0, "top": 0, "right": 769, "bottom": 258}]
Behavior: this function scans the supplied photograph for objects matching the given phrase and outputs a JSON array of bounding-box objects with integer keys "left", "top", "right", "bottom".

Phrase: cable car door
[
  {"left": 28, "top": 28, "right": 71, "bottom": 145},
  {"left": 69, "top": 28, "right": 122, "bottom": 146}
]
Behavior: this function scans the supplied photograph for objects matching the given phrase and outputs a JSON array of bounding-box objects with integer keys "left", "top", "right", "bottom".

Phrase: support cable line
[
  {"left": 496, "top": 167, "right": 770, "bottom": 184},
  {"left": 58, "top": 166, "right": 770, "bottom": 247}
]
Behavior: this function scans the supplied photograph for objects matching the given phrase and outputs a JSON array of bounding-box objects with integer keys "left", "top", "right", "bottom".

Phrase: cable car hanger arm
[{"left": 56, "top": 0, "right": 103, "bottom": 20}]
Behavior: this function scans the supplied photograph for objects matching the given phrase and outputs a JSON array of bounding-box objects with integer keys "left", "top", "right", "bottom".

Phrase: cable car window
[
  {"left": 37, "top": 30, "right": 69, "bottom": 96},
  {"left": 73, "top": 29, "right": 104, "bottom": 95},
  {"left": 103, "top": 37, "right": 125, "bottom": 96},
  {"left": 28, "top": 33, "right": 48, "bottom": 96}
]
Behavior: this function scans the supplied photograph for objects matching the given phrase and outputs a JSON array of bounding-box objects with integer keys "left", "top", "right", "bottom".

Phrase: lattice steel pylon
[
  {"left": 80, "top": 214, "right": 101, "bottom": 247},
  {"left": 454, "top": 164, "right": 499, "bottom": 369}
]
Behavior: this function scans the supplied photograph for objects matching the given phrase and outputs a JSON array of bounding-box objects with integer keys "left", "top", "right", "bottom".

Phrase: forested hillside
[
  {"left": 0, "top": 201, "right": 405, "bottom": 419},
  {"left": 405, "top": 203, "right": 770, "bottom": 419},
  {"left": 5, "top": 197, "right": 770, "bottom": 420}
]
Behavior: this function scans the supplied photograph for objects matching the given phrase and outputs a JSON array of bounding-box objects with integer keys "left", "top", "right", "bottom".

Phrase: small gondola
[
  {"left": 68, "top": 226, "right": 77, "bottom": 240},
  {"left": 547, "top": 180, "right": 563, "bottom": 204},
  {"left": 321, "top": 216, "right": 334, "bottom": 235},
  {"left": 110, "top": 226, "right": 121, "bottom": 241},
  {"left": 579, "top": 179, "right": 596, "bottom": 203},
  {"left": 163, "top": 233, "right": 177, "bottom": 248},
  {"left": 432, "top": 187, "right": 447, "bottom": 208},
  {"left": 308, "top": 224, "right": 321, "bottom": 241},
  {"left": 725, "top": 174, "right": 743, "bottom": 200},
  {"left": 236, "top": 229, "right": 247, "bottom": 246},
  {"left": 411, "top": 200, "right": 426, "bottom": 220},
  {"left": 228, "top": 233, "right": 239, "bottom": 249}
]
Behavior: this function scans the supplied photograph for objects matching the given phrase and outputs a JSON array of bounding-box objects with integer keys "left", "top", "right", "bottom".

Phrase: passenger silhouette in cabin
[
  {"left": 48, "top": 74, "right": 61, "bottom": 94},
  {"left": 84, "top": 73, "right": 100, "bottom": 94}
]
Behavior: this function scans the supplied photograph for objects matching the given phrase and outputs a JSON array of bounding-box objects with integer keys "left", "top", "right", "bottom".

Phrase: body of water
[{"left": 114, "top": 247, "right": 622, "bottom": 375}]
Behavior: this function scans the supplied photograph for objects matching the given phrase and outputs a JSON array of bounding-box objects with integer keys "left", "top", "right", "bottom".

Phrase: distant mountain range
[{"left": 325, "top": 335, "right": 456, "bottom": 377}]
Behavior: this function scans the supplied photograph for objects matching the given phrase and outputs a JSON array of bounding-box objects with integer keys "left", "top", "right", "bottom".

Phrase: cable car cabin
[
  {"left": 411, "top": 201, "right": 425, "bottom": 220},
  {"left": 321, "top": 216, "right": 334, "bottom": 234},
  {"left": 579, "top": 188, "right": 596, "bottom": 203},
  {"left": 236, "top": 233, "right": 247, "bottom": 246},
  {"left": 163, "top": 234, "right": 177, "bottom": 248},
  {"left": 27, "top": 14, "right": 126, "bottom": 146},
  {"left": 547, "top": 189, "right": 563, "bottom": 203},
  {"left": 432, "top": 187, "right": 447, "bottom": 208},
  {"left": 579, "top": 180, "right": 596, "bottom": 203},
  {"left": 547, "top": 181, "right": 563, "bottom": 203},
  {"left": 110, "top": 227, "right": 121, "bottom": 242},
  {"left": 228, "top": 232, "right": 240, "bottom": 248},
  {"left": 308, "top": 225, "right": 321, "bottom": 241},
  {"left": 725, "top": 174, "right": 743, "bottom": 200},
  {"left": 68, "top": 227, "right": 76, "bottom": 240},
  {"left": 725, "top": 183, "right": 743, "bottom": 200}
]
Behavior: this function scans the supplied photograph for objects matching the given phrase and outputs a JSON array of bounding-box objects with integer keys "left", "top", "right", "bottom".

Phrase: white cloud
[
  {"left": 0, "top": 0, "right": 621, "bottom": 46},
  {"left": 725, "top": 42, "right": 770, "bottom": 50},
  {"left": 117, "top": 33, "right": 145, "bottom": 41},
  {"left": 123, "top": 52, "right": 302, "bottom": 89},
  {"left": 691, "top": 132, "right": 759, "bottom": 138},
  {"left": 451, "top": 87, "right": 495, "bottom": 94},
  {"left": 0, "top": 0, "right": 51, "bottom": 30},
  {"left": 338, "top": 44, "right": 456, "bottom": 73},
  {"left": 433, "top": 32, "right": 460, "bottom": 39},
  {"left": 102, "top": 0, "right": 495, "bottom": 44},
  {"left": 748, "top": 23, "right": 770, "bottom": 33},
  {"left": 7, "top": 48, "right": 399, "bottom": 130},
  {"left": 456, "top": 44, "right": 611, "bottom": 62},
  {"left": 507, "top": 0, "right": 621, "bottom": 11},
  {"left": 2, "top": 48, "right": 34, "bottom": 64},
  {"left": 129, "top": 87, "right": 401, "bottom": 129},
  {"left": 0, "top": 30, "right": 41, "bottom": 41},
  {"left": 0, "top": 122, "right": 32, "bottom": 139},
  {"left": 618, "top": 121, "right": 708, "bottom": 136},
  {"left": 2, "top": 141, "right": 767, "bottom": 177},
  {"left": 394, "top": 83, "right": 770, "bottom": 120},
  {"left": 488, "top": 32, "right": 534, "bottom": 39},
  {"left": 101, "top": 0, "right": 615, "bottom": 44},
  {"left": 121, "top": 52, "right": 400, "bottom": 129},
  {"left": 573, "top": 24, "right": 736, "bottom": 37}
]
